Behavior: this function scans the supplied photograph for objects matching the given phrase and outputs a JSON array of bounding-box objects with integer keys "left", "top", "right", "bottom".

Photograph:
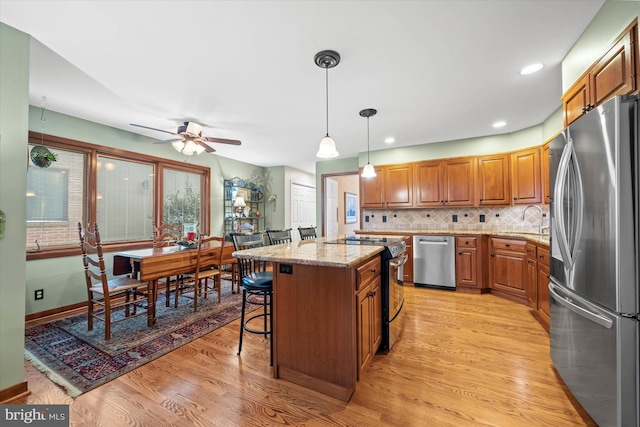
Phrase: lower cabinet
[
  {"left": 356, "top": 257, "right": 382, "bottom": 378},
  {"left": 403, "top": 236, "right": 413, "bottom": 283},
  {"left": 455, "top": 235, "right": 487, "bottom": 292},
  {"left": 525, "top": 243, "right": 538, "bottom": 308},
  {"left": 488, "top": 237, "right": 528, "bottom": 303},
  {"left": 536, "top": 246, "right": 550, "bottom": 328}
]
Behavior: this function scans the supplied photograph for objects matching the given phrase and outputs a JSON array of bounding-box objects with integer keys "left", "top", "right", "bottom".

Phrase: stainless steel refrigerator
[{"left": 549, "top": 94, "right": 639, "bottom": 427}]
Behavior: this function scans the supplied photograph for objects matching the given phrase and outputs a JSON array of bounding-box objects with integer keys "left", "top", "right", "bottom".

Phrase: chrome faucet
[{"left": 521, "top": 204, "right": 544, "bottom": 234}]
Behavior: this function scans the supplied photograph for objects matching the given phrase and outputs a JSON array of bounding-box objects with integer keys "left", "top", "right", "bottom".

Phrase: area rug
[{"left": 25, "top": 278, "right": 243, "bottom": 397}]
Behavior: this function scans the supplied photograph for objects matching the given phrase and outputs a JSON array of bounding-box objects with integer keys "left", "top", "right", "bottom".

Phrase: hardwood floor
[{"left": 18, "top": 285, "right": 596, "bottom": 427}]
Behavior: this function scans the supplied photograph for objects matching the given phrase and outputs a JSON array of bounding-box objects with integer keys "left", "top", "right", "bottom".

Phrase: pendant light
[
  {"left": 360, "top": 108, "right": 377, "bottom": 178},
  {"left": 314, "top": 50, "right": 340, "bottom": 158}
]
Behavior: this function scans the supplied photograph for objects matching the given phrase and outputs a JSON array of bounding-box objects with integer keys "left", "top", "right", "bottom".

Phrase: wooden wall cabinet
[
  {"left": 541, "top": 142, "right": 551, "bottom": 204},
  {"left": 415, "top": 157, "right": 476, "bottom": 207},
  {"left": 356, "top": 257, "right": 382, "bottom": 377},
  {"left": 360, "top": 164, "right": 413, "bottom": 208},
  {"left": 488, "top": 237, "right": 528, "bottom": 304},
  {"left": 477, "top": 154, "right": 510, "bottom": 205},
  {"left": 511, "top": 147, "right": 542, "bottom": 205},
  {"left": 562, "top": 20, "right": 637, "bottom": 126},
  {"left": 455, "top": 235, "right": 487, "bottom": 292}
]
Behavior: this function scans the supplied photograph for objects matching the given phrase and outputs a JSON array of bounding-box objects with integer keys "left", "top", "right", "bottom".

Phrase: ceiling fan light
[
  {"left": 194, "top": 144, "right": 206, "bottom": 155},
  {"left": 316, "top": 136, "right": 339, "bottom": 158},
  {"left": 172, "top": 141, "right": 185, "bottom": 153},
  {"left": 362, "top": 163, "right": 376, "bottom": 178},
  {"left": 182, "top": 140, "right": 198, "bottom": 156}
]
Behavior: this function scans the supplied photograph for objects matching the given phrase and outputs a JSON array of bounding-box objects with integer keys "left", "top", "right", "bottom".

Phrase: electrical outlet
[
  {"left": 382, "top": 215, "right": 387, "bottom": 223},
  {"left": 479, "top": 214, "right": 486, "bottom": 223},
  {"left": 452, "top": 214, "right": 458, "bottom": 222},
  {"left": 34, "top": 289, "right": 44, "bottom": 300}
]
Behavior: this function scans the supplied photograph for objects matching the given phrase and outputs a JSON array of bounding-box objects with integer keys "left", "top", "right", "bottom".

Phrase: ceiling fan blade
[
  {"left": 202, "top": 136, "right": 242, "bottom": 145},
  {"left": 153, "top": 137, "right": 185, "bottom": 144},
  {"left": 130, "top": 123, "right": 178, "bottom": 136},
  {"left": 200, "top": 142, "right": 216, "bottom": 153}
]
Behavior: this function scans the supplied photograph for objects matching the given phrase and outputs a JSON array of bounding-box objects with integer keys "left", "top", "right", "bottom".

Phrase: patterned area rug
[{"left": 25, "top": 278, "right": 243, "bottom": 397}]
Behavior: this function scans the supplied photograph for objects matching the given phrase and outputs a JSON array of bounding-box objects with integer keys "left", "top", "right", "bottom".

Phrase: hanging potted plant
[{"left": 30, "top": 145, "right": 57, "bottom": 168}]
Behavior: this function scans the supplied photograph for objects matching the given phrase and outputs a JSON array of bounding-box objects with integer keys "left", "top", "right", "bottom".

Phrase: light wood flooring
[{"left": 17, "top": 285, "right": 596, "bottom": 427}]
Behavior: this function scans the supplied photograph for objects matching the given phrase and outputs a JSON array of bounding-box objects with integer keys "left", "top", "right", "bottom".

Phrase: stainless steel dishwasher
[{"left": 413, "top": 235, "right": 456, "bottom": 289}]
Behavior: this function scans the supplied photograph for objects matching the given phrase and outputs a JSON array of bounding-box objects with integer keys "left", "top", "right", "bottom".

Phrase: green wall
[{"left": 0, "top": 22, "right": 30, "bottom": 394}]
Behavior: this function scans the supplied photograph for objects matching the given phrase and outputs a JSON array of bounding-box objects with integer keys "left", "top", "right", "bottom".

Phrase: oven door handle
[{"left": 389, "top": 255, "right": 408, "bottom": 268}]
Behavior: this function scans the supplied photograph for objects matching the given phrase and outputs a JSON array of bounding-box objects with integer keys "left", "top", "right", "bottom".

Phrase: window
[
  {"left": 26, "top": 133, "right": 210, "bottom": 260},
  {"left": 26, "top": 145, "right": 85, "bottom": 250},
  {"left": 96, "top": 156, "right": 154, "bottom": 242},
  {"left": 163, "top": 169, "right": 202, "bottom": 234}
]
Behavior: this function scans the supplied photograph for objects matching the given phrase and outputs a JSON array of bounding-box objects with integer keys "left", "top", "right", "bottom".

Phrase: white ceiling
[{"left": 0, "top": 1, "right": 604, "bottom": 174}]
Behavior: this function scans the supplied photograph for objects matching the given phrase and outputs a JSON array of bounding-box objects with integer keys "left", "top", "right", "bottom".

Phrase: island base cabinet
[{"left": 272, "top": 257, "right": 381, "bottom": 402}]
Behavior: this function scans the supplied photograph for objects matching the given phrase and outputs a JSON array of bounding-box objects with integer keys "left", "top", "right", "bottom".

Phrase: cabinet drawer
[
  {"left": 537, "top": 246, "right": 550, "bottom": 267},
  {"left": 491, "top": 238, "right": 526, "bottom": 253},
  {"left": 357, "top": 257, "right": 381, "bottom": 290},
  {"left": 456, "top": 236, "right": 477, "bottom": 248},
  {"left": 526, "top": 243, "right": 537, "bottom": 260}
]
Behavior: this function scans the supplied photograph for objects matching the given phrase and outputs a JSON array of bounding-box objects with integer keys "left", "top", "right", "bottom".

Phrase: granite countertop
[
  {"left": 232, "top": 235, "right": 402, "bottom": 268},
  {"left": 356, "top": 229, "right": 550, "bottom": 246}
]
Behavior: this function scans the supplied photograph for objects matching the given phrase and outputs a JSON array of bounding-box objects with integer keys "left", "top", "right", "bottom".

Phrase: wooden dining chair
[
  {"left": 210, "top": 236, "right": 239, "bottom": 294},
  {"left": 233, "top": 233, "right": 273, "bottom": 365},
  {"left": 152, "top": 220, "right": 182, "bottom": 307},
  {"left": 266, "top": 229, "right": 292, "bottom": 245},
  {"left": 180, "top": 235, "right": 225, "bottom": 312},
  {"left": 78, "top": 222, "right": 149, "bottom": 340},
  {"left": 298, "top": 226, "right": 317, "bottom": 240}
]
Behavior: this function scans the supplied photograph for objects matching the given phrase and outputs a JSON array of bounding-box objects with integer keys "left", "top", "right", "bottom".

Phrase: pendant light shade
[
  {"left": 315, "top": 50, "right": 340, "bottom": 158},
  {"left": 360, "top": 108, "right": 377, "bottom": 178}
]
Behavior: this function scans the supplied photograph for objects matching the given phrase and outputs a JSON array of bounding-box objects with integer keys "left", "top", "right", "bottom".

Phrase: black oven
[{"left": 325, "top": 235, "right": 407, "bottom": 352}]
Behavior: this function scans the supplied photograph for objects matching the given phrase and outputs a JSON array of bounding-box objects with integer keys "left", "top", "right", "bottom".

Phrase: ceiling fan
[{"left": 130, "top": 121, "right": 241, "bottom": 155}]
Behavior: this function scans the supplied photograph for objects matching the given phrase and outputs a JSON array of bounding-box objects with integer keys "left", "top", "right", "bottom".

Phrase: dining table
[{"left": 113, "top": 242, "right": 226, "bottom": 326}]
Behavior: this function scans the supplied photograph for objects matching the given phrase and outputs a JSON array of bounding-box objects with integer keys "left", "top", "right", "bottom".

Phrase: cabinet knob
[
  {"left": 513, "top": 197, "right": 518, "bottom": 201},
  {"left": 465, "top": 241, "right": 469, "bottom": 244},
  {"left": 491, "top": 253, "right": 495, "bottom": 257},
  {"left": 505, "top": 243, "right": 510, "bottom": 247},
  {"left": 480, "top": 198, "right": 484, "bottom": 202},
  {"left": 458, "top": 252, "right": 463, "bottom": 255},
  {"left": 539, "top": 255, "right": 544, "bottom": 259},
  {"left": 370, "top": 268, "right": 377, "bottom": 274}
]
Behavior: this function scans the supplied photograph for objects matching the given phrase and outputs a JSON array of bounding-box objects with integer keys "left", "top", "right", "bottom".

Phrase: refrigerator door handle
[{"left": 549, "top": 281, "right": 614, "bottom": 329}]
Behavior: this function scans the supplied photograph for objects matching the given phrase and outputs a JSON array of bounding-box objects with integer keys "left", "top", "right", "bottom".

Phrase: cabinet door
[
  {"left": 477, "top": 154, "right": 510, "bottom": 205},
  {"left": 526, "top": 258, "right": 538, "bottom": 308},
  {"left": 591, "top": 29, "right": 635, "bottom": 107},
  {"left": 456, "top": 248, "right": 477, "bottom": 287},
  {"left": 356, "top": 284, "right": 373, "bottom": 374},
  {"left": 414, "top": 161, "right": 444, "bottom": 207},
  {"left": 385, "top": 164, "right": 413, "bottom": 208},
  {"left": 537, "top": 262, "right": 550, "bottom": 323},
  {"left": 403, "top": 237, "right": 413, "bottom": 283},
  {"left": 371, "top": 277, "right": 382, "bottom": 353},
  {"left": 541, "top": 142, "right": 551, "bottom": 205},
  {"left": 443, "top": 157, "right": 476, "bottom": 206},
  {"left": 562, "top": 75, "right": 590, "bottom": 126},
  {"left": 511, "top": 147, "right": 541, "bottom": 204},
  {"left": 360, "top": 167, "right": 384, "bottom": 208}
]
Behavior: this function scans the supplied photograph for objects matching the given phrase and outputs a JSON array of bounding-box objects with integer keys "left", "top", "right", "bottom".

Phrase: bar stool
[
  {"left": 298, "top": 226, "right": 317, "bottom": 240},
  {"left": 266, "top": 229, "right": 292, "bottom": 245},
  {"left": 232, "top": 233, "right": 273, "bottom": 365}
]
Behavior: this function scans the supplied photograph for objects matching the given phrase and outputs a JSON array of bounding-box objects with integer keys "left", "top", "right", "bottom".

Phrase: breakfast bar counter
[{"left": 233, "top": 237, "right": 386, "bottom": 401}]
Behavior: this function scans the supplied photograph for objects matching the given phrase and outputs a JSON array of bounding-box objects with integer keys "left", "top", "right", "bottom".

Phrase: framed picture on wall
[{"left": 345, "top": 192, "right": 357, "bottom": 224}]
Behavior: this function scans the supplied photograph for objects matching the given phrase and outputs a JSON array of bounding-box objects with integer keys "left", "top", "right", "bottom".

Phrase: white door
[
  {"left": 325, "top": 178, "right": 339, "bottom": 238},
  {"left": 291, "top": 182, "right": 316, "bottom": 241}
]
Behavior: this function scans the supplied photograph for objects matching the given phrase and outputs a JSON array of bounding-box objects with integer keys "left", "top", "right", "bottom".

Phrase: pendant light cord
[
  {"left": 325, "top": 67, "right": 329, "bottom": 137},
  {"left": 367, "top": 116, "right": 371, "bottom": 163}
]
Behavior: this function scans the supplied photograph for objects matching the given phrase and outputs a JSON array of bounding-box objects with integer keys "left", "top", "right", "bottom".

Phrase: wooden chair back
[
  {"left": 153, "top": 221, "right": 181, "bottom": 247},
  {"left": 195, "top": 235, "right": 225, "bottom": 276},
  {"left": 232, "top": 233, "right": 268, "bottom": 279},
  {"left": 266, "top": 229, "right": 292, "bottom": 245},
  {"left": 78, "top": 222, "right": 109, "bottom": 294},
  {"left": 298, "top": 226, "right": 317, "bottom": 240}
]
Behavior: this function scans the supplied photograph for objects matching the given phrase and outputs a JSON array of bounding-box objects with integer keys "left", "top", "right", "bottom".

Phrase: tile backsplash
[{"left": 362, "top": 205, "right": 550, "bottom": 233}]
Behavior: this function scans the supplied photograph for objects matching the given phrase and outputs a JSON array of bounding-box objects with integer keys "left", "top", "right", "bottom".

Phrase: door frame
[{"left": 321, "top": 171, "right": 359, "bottom": 238}]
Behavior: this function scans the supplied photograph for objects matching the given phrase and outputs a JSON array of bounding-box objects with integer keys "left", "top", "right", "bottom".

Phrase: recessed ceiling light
[
  {"left": 520, "top": 63, "right": 543, "bottom": 75},
  {"left": 384, "top": 137, "right": 395, "bottom": 144},
  {"left": 493, "top": 121, "right": 506, "bottom": 128}
]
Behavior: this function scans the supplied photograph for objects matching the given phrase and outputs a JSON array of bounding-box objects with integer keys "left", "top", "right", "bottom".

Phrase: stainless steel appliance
[
  {"left": 325, "top": 235, "right": 407, "bottom": 351},
  {"left": 549, "top": 94, "right": 639, "bottom": 427},
  {"left": 413, "top": 235, "right": 456, "bottom": 289}
]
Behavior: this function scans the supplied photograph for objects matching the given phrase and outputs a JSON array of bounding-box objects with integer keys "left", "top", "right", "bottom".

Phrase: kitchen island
[{"left": 232, "top": 236, "right": 386, "bottom": 401}]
